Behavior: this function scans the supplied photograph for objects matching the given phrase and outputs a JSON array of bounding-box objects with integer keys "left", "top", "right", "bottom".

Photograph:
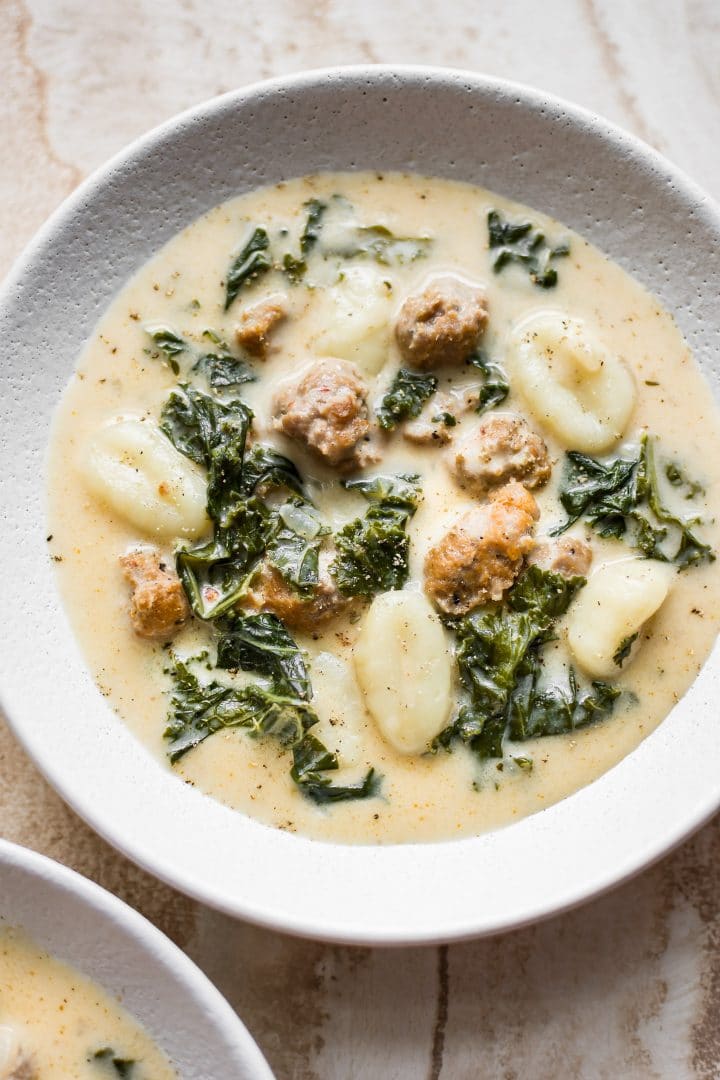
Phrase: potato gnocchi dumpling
[
  {"left": 81, "top": 419, "right": 209, "bottom": 539},
  {"left": 506, "top": 312, "right": 636, "bottom": 452},
  {"left": 566, "top": 559, "right": 675, "bottom": 678},
  {"left": 354, "top": 590, "right": 452, "bottom": 755},
  {"left": 312, "top": 265, "right": 393, "bottom": 375}
]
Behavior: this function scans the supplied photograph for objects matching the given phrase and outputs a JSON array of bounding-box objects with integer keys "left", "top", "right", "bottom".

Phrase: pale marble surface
[{"left": 2, "top": 1, "right": 720, "bottom": 1076}]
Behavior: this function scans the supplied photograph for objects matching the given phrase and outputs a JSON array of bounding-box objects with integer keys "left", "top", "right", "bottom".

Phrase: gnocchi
[
  {"left": 566, "top": 559, "right": 675, "bottom": 678},
  {"left": 81, "top": 419, "right": 209, "bottom": 539},
  {"left": 354, "top": 590, "right": 453, "bottom": 755},
  {"left": 312, "top": 264, "right": 393, "bottom": 375},
  {"left": 506, "top": 312, "right": 636, "bottom": 452}
]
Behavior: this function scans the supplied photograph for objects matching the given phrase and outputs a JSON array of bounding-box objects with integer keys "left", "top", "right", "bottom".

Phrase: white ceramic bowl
[
  {"left": 2, "top": 66, "right": 719, "bottom": 945},
  {"left": 0, "top": 840, "right": 273, "bottom": 1078}
]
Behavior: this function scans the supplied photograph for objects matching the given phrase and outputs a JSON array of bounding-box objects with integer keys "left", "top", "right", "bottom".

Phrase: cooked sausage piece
[
  {"left": 120, "top": 548, "right": 190, "bottom": 639},
  {"left": 395, "top": 276, "right": 489, "bottom": 370},
  {"left": 235, "top": 297, "right": 287, "bottom": 359},
  {"left": 246, "top": 562, "right": 348, "bottom": 632},
  {"left": 451, "top": 413, "right": 551, "bottom": 496},
  {"left": 424, "top": 481, "right": 539, "bottom": 615},
  {"left": 528, "top": 536, "right": 593, "bottom": 578},
  {"left": 271, "top": 358, "right": 376, "bottom": 469}
]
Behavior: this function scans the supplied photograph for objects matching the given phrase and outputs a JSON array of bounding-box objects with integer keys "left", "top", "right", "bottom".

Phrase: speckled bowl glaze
[
  {"left": 0, "top": 840, "right": 273, "bottom": 1078},
  {"left": 1, "top": 66, "right": 720, "bottom": 945}
]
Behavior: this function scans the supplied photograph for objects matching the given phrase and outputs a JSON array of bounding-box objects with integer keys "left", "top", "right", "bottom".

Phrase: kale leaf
[
  {"left": 192, "top": 329, "right": 256, "bottom": 388},
  {"left": 436, "top": 566, "right": 618, "bottom": 763},
  {"left": 160, "top": 387, "right": 307, "bottom": 618},
  {"left": 165, "top": 654, "right": 380, "bottom": 804},
  {"left": 216, "top": 612, "right": 310, "bottom": 698},
  {"left": 487, "top": 209, "right": 569, "bottom": 288},
  {"left": 552, "top": 435, "right": 714, "bottom": 569},
  {"left": 144, "top": 324, "right": 186, "bottom": 374},
  {"left": 376, "top": 369, "right": 438, "bottom": 430},
  {"left": 224, "top": 227, "right": 272, "bottom": 309},
  {"left": 329, "top": 475, "right": 421, "bottom": 598},
  {"left": 267, "top": 501, "right": 329, "bottom": 595},
  {"left": 466, "top": 350, "right": 510, "bottom": 414},
  {"left": 281, "top": 198, "right": 328, "bottom": 283},
  {"left": 507, "top": 668, "right": 620, "bottom": 741},
  {"left": 91, "top": 1048, "right": 135, "bottom": 1078}
]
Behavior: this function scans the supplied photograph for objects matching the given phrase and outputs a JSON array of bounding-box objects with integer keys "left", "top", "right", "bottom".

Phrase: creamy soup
[
  {"left": 47, "top": 172, "right": 720, "bottom": 844},
  {"left": 0, "top": 927, "right": 176, "bottom": 1079}
]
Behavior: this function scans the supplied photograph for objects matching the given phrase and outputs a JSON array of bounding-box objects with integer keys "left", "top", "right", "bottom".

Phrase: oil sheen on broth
[
  {"left": 0, "top": 927, "right": 176, "bottom": 1079},
  {"left": 47, "top": 172, "right": 720, "bottom": 844}
]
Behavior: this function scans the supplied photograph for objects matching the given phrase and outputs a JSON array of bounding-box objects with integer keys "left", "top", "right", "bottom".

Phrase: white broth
[
  {"left": 47, "top": 172, "right": 720, "bottom": 844},
  {"left": 0, "top": 928, "right": 176, "bottom": 1079}
]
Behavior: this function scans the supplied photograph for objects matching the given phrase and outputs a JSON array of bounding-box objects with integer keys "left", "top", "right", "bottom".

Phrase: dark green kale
[
  {"left": 191, "top": 329, "right": 256, "bottom": 388},
  {"left": 487, "top": 209, "right": 570, "bottom": 288},
  {"left": 466, "top": 350, "right": 510, "bottom": 414},
  {"left": 552, "top": 434, "right": 713, "bottom": 569},
  {"left": 300, "top": 198, "right": 327, "bottom": 255},
  {"left": 266, "top": 501, "right": 329, "bottom": 595},
  {"left": 665, "top": 461, "right": 704, "bottom": 499},
  {"left": 432, "top": 411, "right": 457, "bottom": 427},
  {"left": 224, "top": 227, "right": 272, "bottom": 309},
  {"left": 613, "top": 632, "right": 639, "bottom": 668},
  {"left": 216, "top": 612, "right": 310, "bottom": 697},
  {"left": 239, "top": 446, "right": 306, "bottom": 501},
  {"left": 160, "top": 386, "right": 306, "bottom": 618},
  {"left": 144, "top": 324, "right": 186, "bottom": 374},
  {"left": 329, "top": 475, "right": 421, "bottom": 598},
  {"left": 164, "top": 654, "right": 379, "bottom": 804},
  {"left": 436, "top": 566, "right": 618, "bottom": 762},
  {"left": 376, "top": 369, "right": 438, "bottom": 430},
  {"left": 281, "top": 199, "right": 328, "bottom": 283},
  {"left": 336, "top": 224, "right": 432, "bottom": 265},
  {"left": 91, "top": 1048, "right": 135, "bottom": 1078}
]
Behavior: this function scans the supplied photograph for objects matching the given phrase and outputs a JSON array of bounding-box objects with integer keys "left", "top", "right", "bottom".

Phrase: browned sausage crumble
[
  {"left": 120, "top": 548, "right": 189, "bottom": 640},
  {"left": 528, "top": 536, "right": 593, "bottom": 578},
  {"left": 424, "top": 481, "right": 539, "bottom": 615},
  {"left": 235, "top": 297, "right": 287, "bottom": 359},
  {"left": 451, "top": 413, "right": 551, "bottom": 496},
  {"left": 395, "top": 276, "right": 489, "bottom": 370},
  {"left": 271, "top": 357, "right": 377, "bottom": 469},
  {"left": 246, "top": 562, "right": 348, "bottom": 632}
]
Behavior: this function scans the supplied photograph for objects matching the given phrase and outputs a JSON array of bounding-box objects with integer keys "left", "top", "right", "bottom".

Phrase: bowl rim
[
  {"left": 0, "top": 838, "right": 273, "bottom": 1076},
  {"left": 2, "top": 63, "right": 720, "bottom": 946}
]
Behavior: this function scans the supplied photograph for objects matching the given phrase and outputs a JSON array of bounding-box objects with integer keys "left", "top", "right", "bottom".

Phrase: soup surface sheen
[
  {"left": 48, "top": 171, "right": 720, "bottom": 844},
  {"left": 0, "top": 927, "right": 176, "bottom": 1079}
]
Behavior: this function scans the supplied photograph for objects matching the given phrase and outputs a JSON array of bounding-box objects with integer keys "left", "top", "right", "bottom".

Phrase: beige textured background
[{"left": 2, "top": 1, "right": 720, "bottom": 1076}]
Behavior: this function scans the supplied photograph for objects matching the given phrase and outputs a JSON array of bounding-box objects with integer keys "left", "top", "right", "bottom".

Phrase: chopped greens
[
  {"left": 487, "top": 209, "right": 569, "bottom": 288},
  {"left": 330, "top": 475, "right": 421, "bottom": 598},
  {"left": 466, "top": 350, "right": 510, "bottom": 414},
  {"left": 91, "top": 1048, "right": 135, "bottom": 1078},
  {"left": 165, "top": 651, "right": 380, "bottom": 804},
  {"left": 217, "top": 612, "right": 310, "bottom": 697},
  {"left": 665, "top": 461, "right": 704, "bottom": 499},
  {"left": 281, "top": 198, "right": 328, "bottom": 283},
  {"left": 376, "top": 369, "right": 438, "bottom": 430},
  {"left": 160, "top": 386, "right": 308, "bottom": 618},
  {"left": 329, "top": 475, "right": 421, "bottom": 599},
  {"left": 144, "top": 324, "right": 186, "bottom": 374},
  {"left": 332, "top": 224, "right": 432, "bottom": 265},
  {"left": 437, "top": 566, "right": 619, "bottom": 762},
  {"left": 267, "top": 501, "right": 329, "bottom": 595},
  {"left": 224, "top": 226, "right": 272, "bottom": 309},
  {"left": 552, "top": 434, "right": 714, "bottom": 569},
  {"left": 613, "top": 633, "right": 639, "bottom": 667},
  {"left": 192, "top": 329, "right": 256, "bottom": 388}
]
